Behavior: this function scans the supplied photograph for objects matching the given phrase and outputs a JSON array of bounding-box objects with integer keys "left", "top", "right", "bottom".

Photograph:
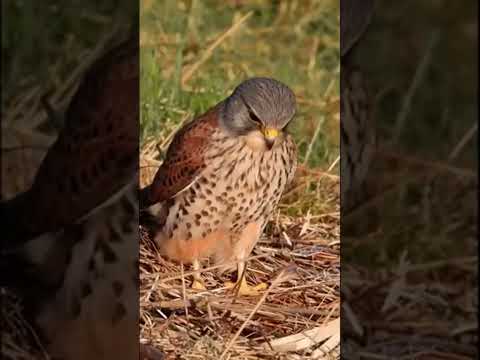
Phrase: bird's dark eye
[{"left": 248, "top": 109, "right": 262, "bottom": 125}]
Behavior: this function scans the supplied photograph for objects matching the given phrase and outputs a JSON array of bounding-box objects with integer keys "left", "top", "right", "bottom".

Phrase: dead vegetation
[
  {"left": 1, "top": 1, "right": 342, "bottom": 359},
  {"left": 139, "top": 142, "right": 340, "bottom": 360},
  {"left": 0, "top": 32, "right": 122, "bottom": 360},
  {"left": 2, "top": 15, "right": 341, "bottom": 360},
  {"left": 1, "top": 107, "right": 341, "bottom": 360},
  {"left": 339, "top": 1, "right": 478, "bottom": 357},
  {"left": 138, "top": 2, "right": 342, "bottom": 356}
]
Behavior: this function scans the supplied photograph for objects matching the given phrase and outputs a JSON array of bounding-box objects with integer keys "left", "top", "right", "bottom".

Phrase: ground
[
  {"left": 139, "top": 1, "right": 340, "bottom": 359},
  {"left": 343, "top": 0, "right": 477, "bottom": 357}
]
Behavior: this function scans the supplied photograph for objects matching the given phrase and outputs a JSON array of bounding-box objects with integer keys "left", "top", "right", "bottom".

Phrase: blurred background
[
  {"left": 1, "top": 2, "right": 135, "bottom": 358},
  {"left": 359, "top": 1, "right": 477, "bottom": 163},
  {"left": 2, "top": 0, "right": 134, "bottom": 198},
  {"left": 2, "top": 1, "right": 136, "bottom": 108},
  {"left": 140, "top": 0, "right": 340, "bottom": 169},
  {"left": 344, "top": 0, "right": 477, "bottom": 357},
  {"left": 350, "top": 0, "right": 477, "bottom": 268}
]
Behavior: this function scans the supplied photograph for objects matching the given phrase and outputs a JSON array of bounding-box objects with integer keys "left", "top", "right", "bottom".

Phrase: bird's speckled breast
[{"left": 161, "top": 130, "right": 297, "bottom": 259}]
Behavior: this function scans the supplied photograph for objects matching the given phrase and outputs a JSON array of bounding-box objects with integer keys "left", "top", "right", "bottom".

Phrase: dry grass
[
  {"left": 1, "top": 10, "right": 340, "bottom": 360},
  {"left": 1, "top": 292, "right": 50, "bottom": 360},
  {"left": 140, "top": 142, "right": 340, "bottom": 359},
  {"left": 139, "top": 1, "right": 341, "bottom": 357},
  {"left": 341, "top": 1, "right": 478, "bottom": 357},
  {"left": 1, "top": 1, "right": 341, "bottom": 359},
  {"left": 0, "top": 29, "right": 127, "bottom": 360},
  {"left": 1, "top": 110, "right": 341, "bottom": 360},
  {"left": 1, "top": 31, "right": 105, "bottom": 360},
  {"left": 342, "top": 148, "right": 478, "bottom": 359}
]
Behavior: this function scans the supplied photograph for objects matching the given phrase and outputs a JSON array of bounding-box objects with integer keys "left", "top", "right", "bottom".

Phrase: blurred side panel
[
  {"left": 341, "top": 0, "right": 478, "bottom": 358},
  {"left": 1, "top": 1, "right": 140, "bottom": 359}
]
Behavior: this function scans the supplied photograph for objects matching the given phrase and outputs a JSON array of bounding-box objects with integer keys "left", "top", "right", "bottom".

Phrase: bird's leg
[
  {"left": 224, "top": 223, "right": 268, "bottom": 296},
  {"left": 191, "top": 259, "right": 206, "bottom": 290},
  {"left": 225, "top": 259, "right": 267, "bottom": 296}
]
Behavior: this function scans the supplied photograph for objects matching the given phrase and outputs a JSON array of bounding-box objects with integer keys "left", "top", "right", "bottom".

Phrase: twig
[
  {"left": 181, "top": 11, "right": 253, "bottom": 86},
  {"left": 262, "top": 318, "right": 340, "bottom": 353},
  {"left": 448, "top": 122, "right": 478, "bottom": 162},
  {"left": 376, "top": 149, "right": 477, "bottom": 179},
  {"left": 180, "top": 263, "right": 189, "bottom": 319},
  {"left": 327, "top": 156, "right": 340, "bottom": 172},
  {"left": 392, "top": 30, "right": 440, "bottom": 144},
  {"left": 151, "top": 253, "right": 274, "bottom": 282},
  {"left": 219, "top": 265, "right": 294, "bottom": 359},
  {"left": 303, "top": 77, "right": 336, "bottom": 165}
]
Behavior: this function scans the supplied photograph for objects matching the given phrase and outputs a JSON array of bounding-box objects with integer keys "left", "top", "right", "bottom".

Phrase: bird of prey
[
  {"left": 1, "top": 35, "right": 162, "bottom": 360},
  {"left": 140, "top": 77, "right": 298, "bottom": 296}
]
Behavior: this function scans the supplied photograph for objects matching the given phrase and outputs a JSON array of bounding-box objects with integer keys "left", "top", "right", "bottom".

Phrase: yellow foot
[
  {"left": 225, "top": 278, "right": 268, "bottom": 296},
  {"left": 192, "top": 279, "right": 207, "bottom": 290}
]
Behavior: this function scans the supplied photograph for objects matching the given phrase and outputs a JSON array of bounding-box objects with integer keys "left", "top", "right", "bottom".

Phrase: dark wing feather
[
  {"left": 140, "top": 107, "right": 219, "bottom": 208},
  {"left": 8, "top": 36, "right": 139, "bottom": 244}
]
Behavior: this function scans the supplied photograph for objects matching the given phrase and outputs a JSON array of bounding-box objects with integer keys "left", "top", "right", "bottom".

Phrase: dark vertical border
[
  {"left": 341, "top": 0, "right": 478, "bottom": 358},
  {"left": 1, "top": 1, "right": 140, "bottom": 358}
]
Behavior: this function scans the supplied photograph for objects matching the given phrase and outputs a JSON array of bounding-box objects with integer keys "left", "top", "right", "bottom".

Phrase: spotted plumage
[
  {"left": 33, "top": 183, "right": 139, "bottom": 359},
  {"left": 141, "top": 77, "right": 298, "bottom": 294},
  {"left": 1, "top": 35, "right": 162, "bottom": 359},
  {"left": 2, "top": 37, "right": 138, "bottom": 250}
]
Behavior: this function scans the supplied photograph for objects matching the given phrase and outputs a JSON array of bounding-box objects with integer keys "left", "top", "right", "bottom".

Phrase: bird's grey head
[{"left": 219, "top": 77, "right": 296, "bottom": 150}]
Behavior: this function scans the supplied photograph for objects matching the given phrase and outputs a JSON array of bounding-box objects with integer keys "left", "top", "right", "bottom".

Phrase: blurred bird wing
[{"left": 22, "top": 37, "right": 139, "bottom": 238}]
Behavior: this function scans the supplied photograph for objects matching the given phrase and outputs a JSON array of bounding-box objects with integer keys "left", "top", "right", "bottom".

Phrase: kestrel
[
  {"left": 1, "top": 35, "right": 162, "bottom": 360},
  {"left": 2, "top": 36, "right": 138, "bottom": 249},
  {"left": 140, "top": 77, "right": 298, "bottom": 295}
]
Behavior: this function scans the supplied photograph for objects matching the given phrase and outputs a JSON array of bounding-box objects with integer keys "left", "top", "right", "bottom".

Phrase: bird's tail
[
  {"left": 139, "top": 184, "right": 169, "bottom": 230},
  {"left": 0, "top": 192, "right": 31, "bottom": 250},
  {"left": 1, "top": 245, "right": 42, "bottom": 293},
  {"left": 139, "top": 184, "right": 153, "bottom": 210},
  {"left": 1, "top": 194, "right": 70, "bottom": 302},
  {"left": 0, "top": 191, "right": 35, "bottom": 286}
]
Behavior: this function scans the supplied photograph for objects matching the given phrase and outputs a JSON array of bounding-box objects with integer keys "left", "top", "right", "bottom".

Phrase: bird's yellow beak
[
  {"left": 263, "top": 128, "right": 279, "bottom": 140},
  {"left": 262, "top": 128, "right": 279, "bottom": 149}
]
